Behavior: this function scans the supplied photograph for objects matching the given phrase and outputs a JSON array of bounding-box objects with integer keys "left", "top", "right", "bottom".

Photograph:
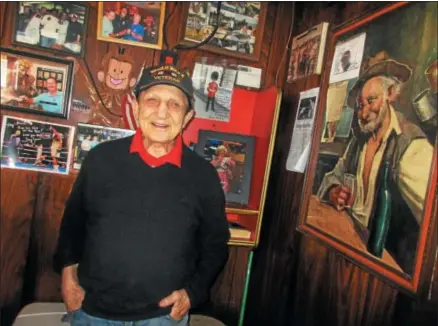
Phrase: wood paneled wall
[
  {"left": 2, "top": 2, "right": 437, "bottom": 326},
  {"left": 0, "top": 2, "right": 293, "bottom": 326},
  {"left": 245, "top": 2, "right": 438, "bottom": 326}
]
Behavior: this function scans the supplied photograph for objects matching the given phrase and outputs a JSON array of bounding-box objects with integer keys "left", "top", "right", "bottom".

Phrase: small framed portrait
[
  {"left": 0, "top": 115, "right": 75, "bottom": 175},
  {"left": 196, "top": 130, "right": 255, "bottom": 205},
  {"left": 73, "top": 123, "right": 135, "bottom": 170},
  {"left": 178, "top": 2, "right": 268, "bottom": 61},
  {"left": 12, "top": 1, "right": 89, "bottom": 58},
  {"left": 0, "top": 47, "right": 74, "bottom": 119},
  {"left": 96, "top": 1, "right": 165, "bottom": 50}
]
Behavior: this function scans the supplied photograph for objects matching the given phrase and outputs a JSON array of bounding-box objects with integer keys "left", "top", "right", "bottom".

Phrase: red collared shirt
[{"left": 129, "top": 129, "right": 182, "bottom": 168}]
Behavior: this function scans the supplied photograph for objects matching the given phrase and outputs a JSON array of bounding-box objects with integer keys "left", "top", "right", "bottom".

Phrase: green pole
[{"left": 238, "top": 250, "right": 254, "bottom": 326}]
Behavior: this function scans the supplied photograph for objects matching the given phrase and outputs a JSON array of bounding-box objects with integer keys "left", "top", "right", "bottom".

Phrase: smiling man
[
  {"left": 316, "top": 56, "right": 433, "bottom": 274},
  {"left": 54, "top": 64, "right": 230, "bottom": 326},
  {"left": 21, "top": 77, "right": 63, "bottom": 113}
]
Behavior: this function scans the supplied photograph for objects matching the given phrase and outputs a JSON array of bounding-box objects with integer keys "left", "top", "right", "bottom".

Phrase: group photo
[
  {"left": 97, "top": 2, "right": 165, "bottom": 49},
  {"left": 13, "top": 1, "right": 88, "bottom": 56}
]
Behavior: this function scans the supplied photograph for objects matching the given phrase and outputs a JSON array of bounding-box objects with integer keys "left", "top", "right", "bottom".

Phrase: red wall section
[
  {"left": 183, "top": 88, "right": 258, "bottom": 145},
  {"left": 183, "top": 86, "right": 278, "bottom": 212}
]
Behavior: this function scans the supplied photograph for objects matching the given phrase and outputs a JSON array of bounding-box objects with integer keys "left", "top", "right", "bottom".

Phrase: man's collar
[
  {"left": 387, "top": 104, "right": 402, "bottom": 136},
  {"left": 129, "top": 129, "right": 182, "bottom": 168}
]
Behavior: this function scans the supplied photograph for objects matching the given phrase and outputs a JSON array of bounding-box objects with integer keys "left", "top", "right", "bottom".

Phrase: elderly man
[
  {"left": 54, "top": 64, "right": 230, "bottom": 325},
  {"left": 317, "top": 56, "right": 434, "bottom": 274}
]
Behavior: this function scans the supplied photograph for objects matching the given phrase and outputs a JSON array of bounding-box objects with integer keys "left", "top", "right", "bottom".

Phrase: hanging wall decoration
[
  {"left": 96, "top": 1, "right": 165, "bottom": 50},
  {"left": 12, "top": 1, "right": 89, "bottom": 58},
  {"left": 0, "top": 115, "right": 75, "bottom": 175},
  {"left": 0, "top": 47, "right": 74, "bottom": 119},
  {"left": 178, "top": 2, "right": 268, "bottom": 61},
  {"left": 73, "top": 123, "right": 135, "bottom": 170},
  {"left": 196, "top": 130, "right": 255, "bottom": 206},
  {"left": 297, "top": 2, "right": 437, "bottom": 297},
  {"left": 86, "top": 48, "right": 139, "bottom": 128}
]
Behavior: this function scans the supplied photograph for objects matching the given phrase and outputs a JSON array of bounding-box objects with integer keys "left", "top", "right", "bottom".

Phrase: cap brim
[{"left": 135, "top": 80, "right": 193, "bottom": 109}]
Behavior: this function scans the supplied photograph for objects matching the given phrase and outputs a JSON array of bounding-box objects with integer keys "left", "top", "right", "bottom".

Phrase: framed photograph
[
  {"left": 73, "top": 123, "right": 135, "bottom": 170},
  {"left": 178, "top": 2, "right": 268, "bottom": 61},
  {"left": 191, "top": 61, "right": 237, "bottom": 123},
  {"left": 96, "top": 2, "right": 165, "bottom": 50},
  {"left": 0, "top": 47, "right": 74, "bottom": 119},
  {"left": 12, "top": 1, "right": 89, "bottom": 58},
  {"left": 298, "top": 2, "right": 437, "bottom": 296},
  {"left": 196, "top": 130, "right": 255, "bottom": 205},
  {"left": 0, "top": 115, "right": 75, "bottom": 175}
]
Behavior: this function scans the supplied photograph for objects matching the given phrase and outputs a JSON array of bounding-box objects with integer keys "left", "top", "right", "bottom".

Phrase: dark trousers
[{"left": 206, "top": 96, "right": 215, "bottom": 112}]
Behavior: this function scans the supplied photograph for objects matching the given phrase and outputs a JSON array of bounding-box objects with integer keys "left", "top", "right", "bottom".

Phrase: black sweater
[{"left": 54, "top": 137, "right": 230, "bottom": 321}]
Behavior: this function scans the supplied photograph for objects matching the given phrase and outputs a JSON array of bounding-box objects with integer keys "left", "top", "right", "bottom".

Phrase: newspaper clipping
[{"left": 286, "top": 87, "right": 320, "bottom": 173}]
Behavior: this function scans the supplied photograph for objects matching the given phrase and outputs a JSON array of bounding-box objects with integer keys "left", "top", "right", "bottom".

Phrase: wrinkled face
[
  {"left": 105, "top": 58, "right": 132, "bottom": 90},
  {"left": 357, "top": 77, "right": 389, "bottom": 134},
  {"left": 135, "top": 84, "right": 193, "bottom": 145},
  {"left": 47, "top": 78, "right": 57, "bottom": 93}
]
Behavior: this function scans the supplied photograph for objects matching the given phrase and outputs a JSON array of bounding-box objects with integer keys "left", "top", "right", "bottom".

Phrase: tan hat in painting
[{"left": 347, "top": 51, "right": 412, "bottom": 108}]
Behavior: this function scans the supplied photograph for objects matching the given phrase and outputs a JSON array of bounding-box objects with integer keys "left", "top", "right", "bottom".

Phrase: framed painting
[
  {"left": 0, "top": 47, "right": 74, "bottom": 119},
  {"left": 298, "top": 2, "right": 438, "bottom": 297},
  {"left": 196, "top": 130, "right": 255, "bottom": 205},
  {"left": 0, "top": 115, "right": 75, "bottom": 175},
  {"left": 178, "top": 2, "right": 267, "bottom": 61},
  {"left": 12, "top": 1, "right": 89, "bottom": 58},
  {"left": 96, "top": 2, "right": 165, "bottom": 50}
]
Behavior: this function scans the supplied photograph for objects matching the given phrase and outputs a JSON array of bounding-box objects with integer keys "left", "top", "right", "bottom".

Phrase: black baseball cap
[{"left": 134, "top": 64, "right": 194, "bottom": 109}]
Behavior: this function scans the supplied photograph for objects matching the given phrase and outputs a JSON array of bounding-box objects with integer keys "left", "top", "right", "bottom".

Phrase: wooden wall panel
[
  {"left": 0, "top": 2, "right": 291, "bottom": 326},
  {"left": 0, "top": 169, "right": 38, "bottom": 326},
  {"left": 245, "top": 2, "right": 438, "bottom": 326},
  {"left": 21, "top": 174, "right": 77, "bottom": 304}
]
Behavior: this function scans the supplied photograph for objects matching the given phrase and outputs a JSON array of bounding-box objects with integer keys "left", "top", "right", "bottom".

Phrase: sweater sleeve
[
  {"left": 184, "top": 167, "right": 230, "bottom": 308},
  {"left": 53, "top": 153, "right": 91, "bottom": 274}
]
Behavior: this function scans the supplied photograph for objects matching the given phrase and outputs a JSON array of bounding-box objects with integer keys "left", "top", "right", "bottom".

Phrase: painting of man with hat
[{"left": 316, "top": 49, "right": 435, "bottom": 274}]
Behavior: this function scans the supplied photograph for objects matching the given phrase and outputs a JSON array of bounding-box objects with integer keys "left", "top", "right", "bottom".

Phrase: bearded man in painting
[{"left": 317, "top": 55, "right": 434, "bottom": 274}]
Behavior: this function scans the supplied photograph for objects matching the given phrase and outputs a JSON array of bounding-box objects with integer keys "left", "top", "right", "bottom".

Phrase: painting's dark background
[{"left": 1, "top": 2, "right": 437, "bottom": 326}]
